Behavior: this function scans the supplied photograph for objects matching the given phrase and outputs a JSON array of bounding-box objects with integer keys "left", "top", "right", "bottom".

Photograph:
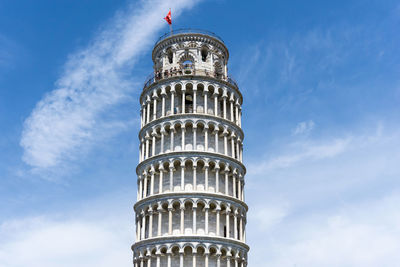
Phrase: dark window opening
[
  {"left": 224, "top": 225, "right": 227, "bottom": 237},
  {"left": 201, "top": 48, "right": 208, "bottom": 62},
  {"left": 167, "top": 50, "right": 173, "bottom": 64},
  {"left": 185, "top": 94, "right": 193, "bottom": 113}
]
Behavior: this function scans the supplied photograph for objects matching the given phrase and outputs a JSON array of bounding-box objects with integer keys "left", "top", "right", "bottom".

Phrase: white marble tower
[{"left": 132, "top": 29, "right": 248, "bottom": 267}]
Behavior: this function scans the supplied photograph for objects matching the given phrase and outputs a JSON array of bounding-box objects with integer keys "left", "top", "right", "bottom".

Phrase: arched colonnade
[{"left": 140, "top": 81, "right": 242, "bottom": 128}]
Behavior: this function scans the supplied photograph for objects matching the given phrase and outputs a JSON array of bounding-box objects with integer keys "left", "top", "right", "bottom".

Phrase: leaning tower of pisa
[{"left": 132, "top": 29, "right": 248, "bottom": 267}]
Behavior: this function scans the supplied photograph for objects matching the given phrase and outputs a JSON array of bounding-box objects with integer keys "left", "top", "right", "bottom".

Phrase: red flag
[{"left": 164, "top": 10, "right": 172, "bottom": 25}]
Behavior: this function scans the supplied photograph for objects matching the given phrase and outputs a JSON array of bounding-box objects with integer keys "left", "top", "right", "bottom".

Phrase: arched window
[
  {"left": 201, "top": 47, "right": 208, "bottom": 62},
  {"left": 167, "top": 48, "right": 173, "bottom": 64}
]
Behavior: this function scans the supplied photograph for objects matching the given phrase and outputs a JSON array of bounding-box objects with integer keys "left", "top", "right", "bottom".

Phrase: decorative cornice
[
  {"left": 134, "top": 191, "right": 248, "bottom": 212},
  {"left": 136, "top": 151, "right": 246, "bottom": 175},
  {"left": 152, "top": 33, "right": 229, "bottom": 62},
  {"left": 132, "top": 235, "right": 249, "bottom": 252},
  {"left": 140, "top": 75, "right": 242, "bottom": 104},
  {"left": 139, "top": 113, "right": 244, "bottom": 141}
]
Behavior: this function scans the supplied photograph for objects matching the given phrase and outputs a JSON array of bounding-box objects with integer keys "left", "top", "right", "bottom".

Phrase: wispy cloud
[
  {"left": 249, "top": 136, "right": 350, "bottom": 174},
  {"left": 20, "top": 0, "right": 201, "bottom": 177},
  {"left": 292, "top": 120, "right": 315, "bottom": 135},
  {"left": 0, "top": 193, "right": 133, "bottom": 267},
  {"left": 246, "top": 124, "right": 400, "bottom": 267},
  {"left": 249, "top": 192, "right": 400, "bottom": 267}
]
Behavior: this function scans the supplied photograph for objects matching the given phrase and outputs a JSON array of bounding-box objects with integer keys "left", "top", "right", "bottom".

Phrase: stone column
[
  {"left": 205, "top": 206, "right": 209, "bottom": 234},
  {"left": 180, "top": 205, "right": 185, "bottom": 234},
  {"left": 138, "top": 177, "right": 143, "bottom": 200},
  {"left": 214, "top": 129, "right": 219, "bottom": 153},
  {"left": 231, "top": 134, "right": 235, "bottom": 158},
  {"left": 223, "top": 129, "right": 228, "bottom": 156},
  {"left": 239, "top": 215, "right": 243, "bottom": 241},
  {"left": 136, "top": 216, "right": 141, "bottom": 240},
  {"left": 157, "top": 203, "right": 163, "bottom": 236},
  {"left": 216, "top": 207, "right": 221, "bottom": 236},
  {"left": 214, "top": 93, "right": 219, "bottom": 117},
  {"left": 179, "top": 252, "right": 184, "bottom": 267},
  {"left": 147, "top": 255, "right": 152, "bottom": 267},
  {"left": 170, "top": 89, "right": 175, "bottom": 115},
  {"left": 145, "top": 137, "right": 150, "bottom": 159},
  {"left": 237, "top": 180, "right": 241, "bottom": 200},
  {"left": 168, "top": 207, "right": 173, "bottom": 235},
  {"left": 141, "top": 211, "right": 146, "bottom": 239},
  {"left": 159, "top": 164, "right": 164, "bottom": 194},
  {"left": 148, "top": 208, "right": 153, "bottom": 238},
  {"left": 150, "top": 167, "right": 155, "bottom": 195},
  {"left": 141, "top": 103, "right": 145, "bottom": 127},
  {"left": 160, "top": 129, "right": 165, "bottom": 154},
  {"left": 226, "top": 208, "right": 230, "bottom": 238},
  {"left": 204, "top": 126, "right": 209, "bottom": 151},
  {"left": 217, "top": 255, "right": 221, "bottom": 267},
  {"left": 203, "top": 88, "right": 208, "bottom": 114},
  {"left": 169, "top": 163, "right": 174, "bottom": 192},
  {"left": 193, "top": 165, "right": 197, "bottom": 190},
  {"left": 152, "top": 93, "right": 157, "bottom": 120},
  {"left": 234, "top": 210, "right": 238, "bottom": 240},
  {"left": 193, "top": 125, "right": 197, "bottom": 150},
  {"left": 192, "top": 253, "right": 197, "bottom": 267},
  {"left": 182, "top": 89, "right": 186, "bottom": 114},
  {"left": 152, "top": 131, "right": 156, "bottom": 157},
  {"left": 204, "top": 162, "right": 209, "bottom": 191},
  {"left": 141, "top": 138, "right": 145, "bottom": 161},
  {"left": 205, "top": 253, "right": 209, "bottom": 267},
  {"left": 161, "top": 88, "right": 166, "bottom": 117},
  {"left": 230, "top": 95, "right": 234, "bottom": 122},
  {"left": 146, "top": 96, "right": 151, "bottom": 123},
  {"left": 156, "top": 254, "right": 161, "bottom": 267},
  {"left": 232, "top": 174, "right": 236, "bottom": 198},
  {"left": 215, "top": 162, "right": 220, "bottom": 193},
  {"left": 181, "top": 162, "right": 185, "bottom": 191},
  {"left": 224, "top": 166, "right": 230, "bottom": 195},
  {"left": 222, "top": 90, "right": 227, "bottom": 119},
  {"left": 167, "top": 254, "right": 171, "bottom": 267},
  {"left": 235, "top": 101, "right": 239, "bottom": 125},
  {"left": 143, "top": 174, "right": 148, "bottom": 198},
  {"left": 236, "top": 138, "right": 240, "bottom": 160},
  {"left": 170, "top": 128, "right": 175, "bottom": 152},
  {"left": 192, "top": 205, "right": 197, "bottom": 234},
  {"left": 181, "top": 127, "right": 185, "bottom": 151}
]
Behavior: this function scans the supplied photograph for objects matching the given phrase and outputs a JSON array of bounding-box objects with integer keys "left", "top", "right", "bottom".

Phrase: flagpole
[{"left": 169, "top": 8, "right": 173, "bottom": 36}]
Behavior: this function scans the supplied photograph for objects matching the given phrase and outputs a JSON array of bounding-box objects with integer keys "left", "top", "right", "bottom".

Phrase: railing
[
  {"left": 143, "top": 68, "right": 239, "bottom": 89},
  {"left": 155, "top": 28, "right": 224, "bottom": 46}
]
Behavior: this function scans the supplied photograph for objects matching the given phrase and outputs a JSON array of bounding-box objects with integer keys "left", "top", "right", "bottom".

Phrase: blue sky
[{"left": 1, "top": 0, "right": 400, "bottom": 266}]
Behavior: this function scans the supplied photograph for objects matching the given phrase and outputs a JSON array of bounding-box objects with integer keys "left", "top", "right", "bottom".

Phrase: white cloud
[
  {"left": 292, "top": 120, "right": 315, "bottom": 135},
  {"left": 249, "top": 136, "right": 350, "bottom": 174},
  {"left": 0, "top": 194, "right": 133, "bottom": 267},
  {"left": 20, "top": 0, "right": 201, "bottom": 175},
  {"left": 246, "top": 124, "right": 400, "bottom": 267},
  {"left": 256, "top": 193, "right": 400, "bottom": 267}
]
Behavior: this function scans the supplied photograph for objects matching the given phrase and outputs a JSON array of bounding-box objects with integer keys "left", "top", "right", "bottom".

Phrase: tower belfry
[{"left": 132, "top": 29, "right": 248, "bottom": 267}]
